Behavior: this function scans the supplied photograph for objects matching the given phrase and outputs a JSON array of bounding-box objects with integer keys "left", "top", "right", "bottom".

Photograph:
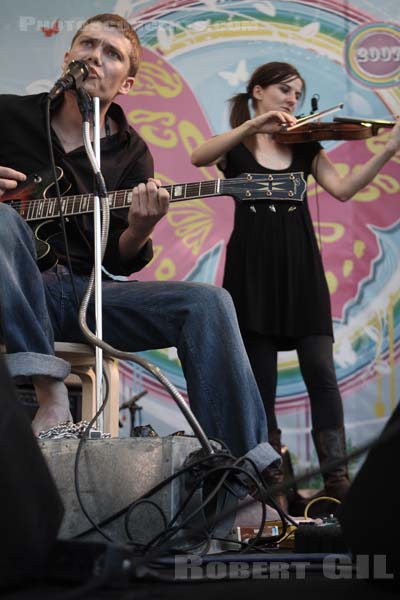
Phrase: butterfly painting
[
  {"left": 157, "top": 25, "right": 174, "bottom": 51},
  {"left": 254, "top": 1, "right": 276, "bottom": 17},
  {"left": 218, "top": 59, "right": 249, "bottom": 86},
  {"left": 40, "top": 19, "right": 59, "bottom": 38},
  {"left": 187, "top": 20, "right": 211, "bottom": 33}
]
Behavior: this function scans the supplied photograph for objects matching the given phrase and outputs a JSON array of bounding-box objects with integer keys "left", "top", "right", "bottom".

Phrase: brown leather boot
[{"left": 306, "top": 426, "right": 351, "bottom": 518}]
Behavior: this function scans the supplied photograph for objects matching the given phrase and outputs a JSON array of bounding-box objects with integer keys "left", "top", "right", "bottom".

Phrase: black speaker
[
  {"left": 337, "top": 403, "right": 400, "bottom": 590},
  {"left": 0, "top": 355, "right": 64, "bottom": 588}
]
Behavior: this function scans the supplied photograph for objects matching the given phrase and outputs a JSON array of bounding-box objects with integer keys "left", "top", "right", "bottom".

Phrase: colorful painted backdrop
[{"left": 1, "top": 0, "right": 399, "bottom": 478}]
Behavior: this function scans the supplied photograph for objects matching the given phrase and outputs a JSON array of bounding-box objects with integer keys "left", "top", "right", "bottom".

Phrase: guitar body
[
  {"left": 2, "top": 167, "right": 71, "bottom": 271},
  {"left": 2, "top": 166, "right": 306, "bottom": 271},
  {"left": 34, "top": 221, "right": 62, "bottom": 271}
]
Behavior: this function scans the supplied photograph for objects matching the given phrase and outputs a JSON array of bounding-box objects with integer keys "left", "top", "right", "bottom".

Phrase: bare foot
[{"left": 32, "top": 376, "right": 73, "bottom": 436}]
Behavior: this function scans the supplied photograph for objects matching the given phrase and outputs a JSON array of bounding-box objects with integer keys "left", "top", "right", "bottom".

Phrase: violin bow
[{"left": 284, "top": 103, "right": 344, "bottom": 132}]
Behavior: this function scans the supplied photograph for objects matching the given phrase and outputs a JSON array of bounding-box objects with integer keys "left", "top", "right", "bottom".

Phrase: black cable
[
  {"left": 268, "top": 432, "right": 379, "bottom": 499},
  {"left": 142, "top": 460, "right": 273, "bottom": 556},
  {"left": 166, "top": 477, "right": 206, "bottom": 530},
  {"left": 45, "top": 96, "right": 80, "bottom": 309},
  {"left": 57, "top": 404, "right": 399, "bottom": 593},
  {"left": 136, "top": 432, "right": 366, "bottom": 565},
  {"left": 163, "top": 528, "right": 213, "bottom": 556},
  {"left": 73, "top": 372, "right": 114, "bottom": 543},
  {"left": 164, "top": 446, "right": 240, "bottom": 533},
  {"left": 242, "top": 454, "right": 298, "bottom": 527},
  {"left": 124, "top": 423, "right": 400, "bottom": 581},
  {"left": 124, "top": 498, "right": 168, "bottom": 542},
  {"left": 208, "top": 536, "right": 249, "bottom": 551},
  {"left": 140, "top": 463, "right": 237, "bottom": 552},
  {"left": 142, "top": 495, "right": 210, "bottom": 555},
  {"left": 74, "top": 449, "right": 274, "bottom": 553},
  {"left": 74, "top": 450, "right": 251, "bottom": 556},
  {"left": 73, "top": 420, "right": 391, "bottom": 563},
  {"left": 153, "top": 458, "right": 245, "bottom": 545},
  {"left": 229, "top": 456, "right": 288, "bottom": 553},
  {"left": 73, "top": 450, "right": 286, "bottom": 554},
  {"left": 72, "top": 450, "right": 237, "bottom": 539},
  {"left": 216, "top": 421, "right": 400, "bottom": 536}
]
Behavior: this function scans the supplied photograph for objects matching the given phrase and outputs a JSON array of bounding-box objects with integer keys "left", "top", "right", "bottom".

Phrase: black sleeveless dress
[{"left": 221, "top": 142, "right": 333, "bottom": 350}]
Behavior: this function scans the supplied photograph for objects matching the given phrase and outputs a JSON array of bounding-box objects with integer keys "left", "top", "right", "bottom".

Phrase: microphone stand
[
  {"left": 78, "top": 90, "right": 106, "bottom": 433},
  {"left": 75, "top": 92, "right": 213, "bottom": 453},
  {"left": 93, "top": 97, "right": 104, "bottom": 433}
]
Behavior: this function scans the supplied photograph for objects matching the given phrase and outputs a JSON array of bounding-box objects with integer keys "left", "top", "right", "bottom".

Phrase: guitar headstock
[{"left": 221, "top": 172, "right": 306, "bottom": 203}]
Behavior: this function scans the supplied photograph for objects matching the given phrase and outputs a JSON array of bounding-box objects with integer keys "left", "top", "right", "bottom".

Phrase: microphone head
[
  {"left": 48, "top": 60, "right": 90, "bottom": 101},
  {"left": 63, "top": 59, "right": 90, "bottom": 81},
  {"left": 311, "top": 94, "right": 320, "bottom": 113}
]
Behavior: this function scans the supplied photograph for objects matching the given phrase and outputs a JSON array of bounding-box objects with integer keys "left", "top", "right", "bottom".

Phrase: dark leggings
[{"left": 243, "top": 333, "right": 344, "bottom": 434}]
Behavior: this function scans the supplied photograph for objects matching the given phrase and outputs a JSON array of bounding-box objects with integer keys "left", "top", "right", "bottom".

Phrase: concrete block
[{"left": 39, "top": 436, "right": 237, "bottom": 547}]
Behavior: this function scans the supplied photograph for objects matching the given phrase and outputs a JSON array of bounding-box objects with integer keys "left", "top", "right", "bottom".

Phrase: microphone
[
  {"left": 48, "top": 60, "right": 90, "bottom": 101},
  {"left": 311, "top": 94, "right": 320, "bottom": 113},
  {"left": 119, "top": 390, "right": 148, "bottom": 411}
]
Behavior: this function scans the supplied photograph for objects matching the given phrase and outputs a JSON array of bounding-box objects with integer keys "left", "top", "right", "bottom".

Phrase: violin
[{"left": 273, "top": 103, "right": 396, "bottom": 144}]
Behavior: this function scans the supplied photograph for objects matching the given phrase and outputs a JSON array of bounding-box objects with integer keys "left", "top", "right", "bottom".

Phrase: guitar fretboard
[
  {"left": 13, "top": 180, "right": 222, "bottom": 222},
  {"left": 165, "top": 180, "right": 221, "bottom": 201},
  {"left": 6, "top": 171, "right": 306, "bottom": 222}
]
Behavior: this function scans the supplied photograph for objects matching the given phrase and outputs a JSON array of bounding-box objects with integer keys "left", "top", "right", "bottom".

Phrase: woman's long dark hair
[{"left": 229, "top": 62, "right": 306, "bottom": 129}]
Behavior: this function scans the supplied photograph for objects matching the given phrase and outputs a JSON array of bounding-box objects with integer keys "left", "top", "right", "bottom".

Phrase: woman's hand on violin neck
[{"left": 247, "top": 110, "right": 296, "bottom": 136}]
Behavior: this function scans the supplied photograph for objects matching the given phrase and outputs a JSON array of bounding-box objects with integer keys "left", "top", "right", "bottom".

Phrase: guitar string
[{"left": 7, "top": 173, "right": 305, "bottom": 216}]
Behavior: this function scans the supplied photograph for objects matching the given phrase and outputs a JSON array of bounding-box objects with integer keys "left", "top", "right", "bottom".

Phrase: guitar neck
[
  {"left": 15, "top": 179, "right": 224, "bottom": 223},
  {"left": 9, "top": 171, "right": 305, "bottom": 222}
]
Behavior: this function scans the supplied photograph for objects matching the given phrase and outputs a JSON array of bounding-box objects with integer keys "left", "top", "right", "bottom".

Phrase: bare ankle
[
  {"left": 33, "top": 376, "right": 69, "bottom": 405},
  {"left": 32, "top": 376, "right": 73, "bottom": 436}
]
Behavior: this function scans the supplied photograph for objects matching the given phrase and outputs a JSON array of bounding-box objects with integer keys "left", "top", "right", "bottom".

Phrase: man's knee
[
  {"left": 0, "top": 205, "right": 37, "bottom": 267},
  {"left": 0, "top": 203, "right": 29, "bottom": 242},
  {"left": 186, "top": 283, "right": 234, "bottom": 314}
]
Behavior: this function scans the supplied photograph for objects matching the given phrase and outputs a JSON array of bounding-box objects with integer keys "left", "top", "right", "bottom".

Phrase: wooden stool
[
  {"left": 54, "top": 342, "right": 120, "bottom": 437},
  {"left": 0, "top": 342, "right": 120, "bottom": 437}
]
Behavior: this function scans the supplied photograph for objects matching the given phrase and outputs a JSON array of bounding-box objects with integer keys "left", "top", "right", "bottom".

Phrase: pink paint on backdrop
[
  {"left": 118, "top": 49, "right": 399, "bottom": 320},
  {"left": 117, "top": 47, "right": 234, "bottom": 285},
  {"left": 308, "top": 136, "right": 399, "bottom": 319}
]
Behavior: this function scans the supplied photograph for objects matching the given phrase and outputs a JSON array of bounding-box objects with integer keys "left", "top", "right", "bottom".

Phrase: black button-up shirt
[{"left": 0, "top": 92, "right": 154, "bottom": 276}]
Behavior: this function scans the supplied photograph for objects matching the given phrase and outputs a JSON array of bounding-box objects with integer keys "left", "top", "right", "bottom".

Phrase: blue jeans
[{"left": 0, "top": 203, "right": 279, "bottom": 469}]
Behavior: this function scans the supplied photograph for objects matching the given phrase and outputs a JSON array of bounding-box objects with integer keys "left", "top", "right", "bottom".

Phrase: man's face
[{"left": 63, "top": 22, "right": 135, "bottom": 104}]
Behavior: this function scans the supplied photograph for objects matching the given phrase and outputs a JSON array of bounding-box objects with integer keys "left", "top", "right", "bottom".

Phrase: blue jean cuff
[
  {"left": 230, "top": 441, "right": 282, "bottom": 498},
  {"left": 4, "top": 352, "right": 71, "bottom": 383}
]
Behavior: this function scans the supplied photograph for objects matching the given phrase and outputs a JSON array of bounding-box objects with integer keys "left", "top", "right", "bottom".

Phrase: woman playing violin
[{"left": 191, "top": 61, "right": 400, "bottom": 515}]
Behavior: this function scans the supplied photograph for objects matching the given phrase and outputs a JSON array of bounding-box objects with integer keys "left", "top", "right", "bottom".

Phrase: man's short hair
[{"left": 70, "top": 13, "right": 141, "bottom": 77}]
